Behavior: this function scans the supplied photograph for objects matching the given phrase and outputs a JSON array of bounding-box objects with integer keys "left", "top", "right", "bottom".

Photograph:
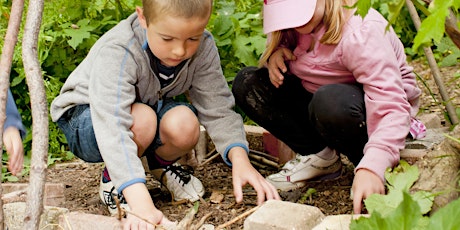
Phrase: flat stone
[
  {"left": 2, "top": 183, "right": 65, "bottom": 206},
  {"left": 58, "top": 212, "right": 123, "bottom": 230},
  {"left": 405, "top": 128, "right": 449, "bottom": 150},
  {"left": 312, "top": 214, "right": 369, "bottom": 230},
  {"left": 3, "top": 202, "right": 69, "bottom": 230},
  {"left": 244, "top": 200, "right": 325, "bottom": 230}
]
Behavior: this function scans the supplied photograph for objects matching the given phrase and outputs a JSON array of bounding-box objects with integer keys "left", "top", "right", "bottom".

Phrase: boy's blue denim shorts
[{"left": 56, "top": 100, "right": 197, "bottom": 163}]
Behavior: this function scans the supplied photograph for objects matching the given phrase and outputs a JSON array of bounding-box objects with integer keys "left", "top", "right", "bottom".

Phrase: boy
[
  {"left": 4, "top": 88, "right": 25, "bottom": 176},
  {"left": 51, "top": 0, "right": 279, "bottom": 227}
]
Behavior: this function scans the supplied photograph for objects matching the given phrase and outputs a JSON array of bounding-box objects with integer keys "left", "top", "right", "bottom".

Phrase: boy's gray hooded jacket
[{"left": 50, "top": 13, "right": 248, "bottom": 192}]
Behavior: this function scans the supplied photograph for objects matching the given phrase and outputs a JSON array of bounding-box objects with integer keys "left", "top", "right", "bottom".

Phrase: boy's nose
[{"left": 172, "top": 44, "right": 186, "bottom": 57}]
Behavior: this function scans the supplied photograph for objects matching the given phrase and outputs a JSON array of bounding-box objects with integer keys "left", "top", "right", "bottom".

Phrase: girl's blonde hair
[
  {"left": 142, "top": 0, "right": 212, "bottom": 25},
  {"left": 259, "top": 0, "right": 355, "bottom": 67}
]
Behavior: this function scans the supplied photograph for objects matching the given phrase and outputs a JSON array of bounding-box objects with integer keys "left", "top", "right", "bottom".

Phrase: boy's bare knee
[
  {"left": 161, "top": 106, "right": 200, "bottom": 149},
  {"left": 131, "top": 103, "right": 157, "bottom": 152}
]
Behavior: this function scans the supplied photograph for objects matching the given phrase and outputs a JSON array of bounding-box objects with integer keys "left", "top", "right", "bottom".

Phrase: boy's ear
[{"left": 136, "top": 6, "right": 148, "bottom": 29}]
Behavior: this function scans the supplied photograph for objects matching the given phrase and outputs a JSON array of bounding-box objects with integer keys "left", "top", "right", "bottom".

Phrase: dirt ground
[{"left": 17, "top": 59, "right": 460, "bottom": 229}]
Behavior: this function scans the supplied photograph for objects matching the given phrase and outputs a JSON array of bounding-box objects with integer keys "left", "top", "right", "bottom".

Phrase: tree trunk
[
  {"left": 445, "top": 10, "right": 460, "bottom": 49},
  {"left": 0, "top": 1, "right": 25, "bottom": 229},
  {"left": 21, "top": 0, "right": 47, "bottom": 229},
  {"left": 421, "top": 0, "right": 460, "bottom": 49}
]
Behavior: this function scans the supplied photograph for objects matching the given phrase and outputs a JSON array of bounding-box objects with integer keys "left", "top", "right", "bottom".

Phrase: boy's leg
[
  {"left": 144, "top": 100, "right": 204, "bottom": 202},
  {"left": 309, "top": 84, "right": 368, "bottom": 166},
  {"left": 56, "top": 104, "right": 130, "bottom": 216}
]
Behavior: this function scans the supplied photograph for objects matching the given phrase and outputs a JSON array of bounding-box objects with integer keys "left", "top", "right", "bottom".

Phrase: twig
[
  {"left": 249, "top": 149, "right": 279, "bottom": 162},
  {"left": 200, "top": 152, "right": 220, "bottom": 166},
  {"left": 176, "top": 202, "right": 200, "bottom": 230},
  {"left": 192, "top": 212, "right": 213, "bottom": 230},
  {"left": 113, "top": 196, "right": 124, "bottom": 220},
  {"left": 122, "top": 208, "right": 167, "bottom": 230},
  {"left": 248, "top": 152, "right": 280, "bottom": 169},
  {"left": 204, "top": 148, "right": 217, "bottom": 159},
  {"left": 216, "top": 206, "right": 259, "bottom": 230},
  {"left": 113, "top": 196, "right": 168, "bottom": 230},
  {"left": 39, "top": 223, "right": 65, "bottom": 230}
]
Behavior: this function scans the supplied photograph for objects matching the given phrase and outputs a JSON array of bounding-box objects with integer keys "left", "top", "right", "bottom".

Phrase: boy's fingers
[{"left": 232, "top": 178, "right": 244, "bottom": 203}]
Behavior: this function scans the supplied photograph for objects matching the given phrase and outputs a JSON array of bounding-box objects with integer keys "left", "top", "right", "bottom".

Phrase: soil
[{"left": 16, "top": 59, "right": 460, "bottom": 229}]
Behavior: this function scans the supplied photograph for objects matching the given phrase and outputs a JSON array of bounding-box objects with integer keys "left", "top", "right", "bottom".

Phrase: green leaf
[
  {"left": 351, "top": 192, "right": 423, "bottom": 230},
  {"left": 412, "top": 0, "right": 452, "bottom": 50},
  {"left": 232, "top": 36, "right": 258, "bottom": 66},
  {"left": 411, "top": 190, "right": 434, "bottom": 215},
  {"left": 427, "top": 198, "right": 460, "bottom": 229},
  {"left": 386, "top": 0, "right": 405, "bottom": 27},
  {"left": 212, "top": 15, "right": 233, "bottom": 37},
  {"left": 63, "top": 29, "right": 92, "bottom": 50},
  {"left": 385, "top": 160, "right": 419, "bottom": 191},
  {"left": 364, "top": 190, "right": 403, "bottom": 216},
  {"left": 354, "top": 0, "right": 372, "bottom": 18},
  {"left": 248, "top": 35, "right": 266, "bottom": 56}
]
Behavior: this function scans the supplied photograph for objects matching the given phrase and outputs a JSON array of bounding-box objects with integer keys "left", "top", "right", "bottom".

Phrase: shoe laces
[
  {"left": 107, "top": 186, "right": 127, "bottom": 208},
  {"left": 161, "top": 164, "right": 194, "bottom": 186},
  {"left": 281, "top": 154, "right": 309, "bottom": 172}
]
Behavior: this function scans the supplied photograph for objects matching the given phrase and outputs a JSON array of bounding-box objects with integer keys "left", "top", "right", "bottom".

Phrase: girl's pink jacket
[{"left": 289, "top": 9, "right": 422, "bottom": 181}]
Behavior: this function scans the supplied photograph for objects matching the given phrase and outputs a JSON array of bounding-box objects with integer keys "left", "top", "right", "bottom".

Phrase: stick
[
  {"left": 405, "top": 0, "right": 458, "bottom": 125},
  {"left": 215, "top": 206, "right": 259, "bottom": 230},
  {"left": 249, "top": 149, "right": 279, "bottom": 162},
  {"left": 121, "top": 208, "right": 162, "bottom": 229},
  {"left": 192, "top": 212, "right": 213, "bottom": 230},
  {"left": 200, "top": 152, "right": 220, "bottom": 166},
  {"left": 204, "top": 148, "right": 217, "bottom": 159},
  {"left": 248, "top": 153, "right": 279, "bottom": 169}
]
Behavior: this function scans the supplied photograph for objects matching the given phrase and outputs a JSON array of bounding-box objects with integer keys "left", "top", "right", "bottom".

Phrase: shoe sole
[
  {"left": 311, "top": 167, "right": 342, "bottom": 181},
  {"left": 274, "top": 167, "right": 343, "bottom": 192}
]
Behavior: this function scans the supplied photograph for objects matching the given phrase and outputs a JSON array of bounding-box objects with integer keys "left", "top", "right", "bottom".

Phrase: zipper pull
[{"left": 157, "top": 90, "right": 163, "bottom": 113}]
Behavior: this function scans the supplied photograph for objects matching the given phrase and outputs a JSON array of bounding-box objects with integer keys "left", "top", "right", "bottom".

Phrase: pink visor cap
[{"left": 263, "top": 0, "right": 317, "bottom": 34}]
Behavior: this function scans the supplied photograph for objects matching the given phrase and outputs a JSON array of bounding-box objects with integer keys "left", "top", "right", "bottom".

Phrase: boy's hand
[
  {"left": 3, "top": 127, "right": 24, "bottom": 175},
  {"left": 229, "top": 147, "right": 280, "bottom": 205},
  {"left": 267, "top": 48, "right": 296, "bottom": 88},
  {"left": 351, "top": 168, "right": 385, "bottom": 214},
  {"left": 123, "top": 183, "right": 174, "bottom": 229}
]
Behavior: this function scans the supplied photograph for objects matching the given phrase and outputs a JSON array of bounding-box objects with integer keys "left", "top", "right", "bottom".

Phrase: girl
[{"left": 232, "top": 0, "right": 426, "bottom": 214}]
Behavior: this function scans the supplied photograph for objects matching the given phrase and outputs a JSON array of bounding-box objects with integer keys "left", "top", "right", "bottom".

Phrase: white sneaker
[
  {"left": 266, "top": 153, "right": 342, "bottom": 191},
  {"left": 99, "top": 176, "right": 130, "bottom": 216},
  {"left": 151, "top": 163, "right": 204, "bottom": 202}
]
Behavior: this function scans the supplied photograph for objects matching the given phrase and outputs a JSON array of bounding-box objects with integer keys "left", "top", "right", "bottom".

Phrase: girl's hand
[
  {"left": 267, "top": 48, "right": 296, "bottom": 88},
  {"left": 351, "top": 168, "right": 385, "bottom": 214},
  {"left": 3, "top": 127, "right": 24, "bottom": 175}
]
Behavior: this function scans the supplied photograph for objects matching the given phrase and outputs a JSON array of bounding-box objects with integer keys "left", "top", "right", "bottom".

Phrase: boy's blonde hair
[
  {"left": 142, "top": 0, "right": 212, "bottom": 25},
  {"left": 259, "top": 0, "right": 355, "bottom": 67}
]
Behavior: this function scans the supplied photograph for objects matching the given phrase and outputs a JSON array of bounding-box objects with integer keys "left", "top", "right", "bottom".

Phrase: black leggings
[{"left": 232, "top": 67, "right": 368, "bottom": 165}]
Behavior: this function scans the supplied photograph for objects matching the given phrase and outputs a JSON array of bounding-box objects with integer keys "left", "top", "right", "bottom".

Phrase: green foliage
[
  {"left": 0, "top": 0, "right": 141, "bottom": 180},
  {"left": 413, "top": 0, "right": 460, "bottom": 51},
  {"left": 350, "top": 160, "right": 460, "bottom": 229},
  {"left": 208, "top": 0, "right": 265, "bottom": 82},
  {"left": 356, "top": 0, "right": 460, "bottom": 62},
  {"left": 434, "top": 37, "right": 460, "bottom": 67},
  {"left": 364, "top": 160, "right": 434, "bottom": 217}
]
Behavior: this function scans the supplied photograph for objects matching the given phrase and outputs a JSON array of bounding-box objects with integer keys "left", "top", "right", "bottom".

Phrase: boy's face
[{"left": 137, "top": 7, "right": 209, "bottom": 67}]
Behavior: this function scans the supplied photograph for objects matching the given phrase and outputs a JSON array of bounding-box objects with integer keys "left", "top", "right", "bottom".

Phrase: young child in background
[
  {"left": 232, "top": 0, "right": 426, "bottom": 214},
  {"left": 51, "top": 0, "right": 279, "bottom": 228},
  {"left": 3, "top": 88, "right": 26, "bottom": 176}
]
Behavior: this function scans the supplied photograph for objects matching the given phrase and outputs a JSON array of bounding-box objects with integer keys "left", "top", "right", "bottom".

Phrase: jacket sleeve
[
  {"left": 187, "top": 34, "right": 249, "bottom": 166},
  {"left": 340, "top": 20, "right": 411, "bottom": 182},
  {"left": 5, "top": 89, "right": 26, "bottom": 139},
  {"left": 88, "top": 42, "right": 147, "bottom": 192}
]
